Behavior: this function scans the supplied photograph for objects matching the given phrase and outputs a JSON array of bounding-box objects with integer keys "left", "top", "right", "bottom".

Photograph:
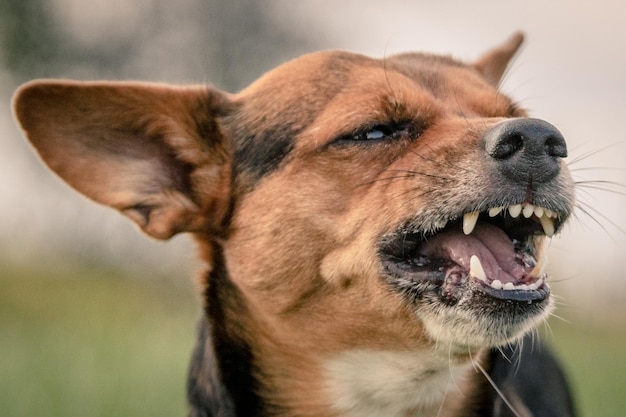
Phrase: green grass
[
  {"left": 1, "top": 263, "right": 625, "bottom": 416},
  {"left": 1, "top": 263, "right": 199, "bottom": 417},
  {"left": 547, "top": 317, "right": 626, "bottom": 417}
]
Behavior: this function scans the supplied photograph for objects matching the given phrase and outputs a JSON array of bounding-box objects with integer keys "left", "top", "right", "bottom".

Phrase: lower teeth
[{"left": 469, "top": 254, "right": 545, "bottom": 291}]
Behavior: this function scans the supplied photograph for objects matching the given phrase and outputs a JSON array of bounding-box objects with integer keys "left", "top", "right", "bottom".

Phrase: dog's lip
[{"left": 379, "top": 202, "right": 568, "bottom": 302}]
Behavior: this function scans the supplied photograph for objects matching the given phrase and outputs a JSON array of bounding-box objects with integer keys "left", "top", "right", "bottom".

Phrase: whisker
[
  {"left": 469, "top": 351, "right": 525, "bottom": 417},
  {"left": 575, "top": 182, "right": 626, "bottom": 197},
  {"left": 569, "top": 166, "right": 626, "bottom": 173},
  {"left": 541, "top": 318, "right": 555, "bottom": 339},
  {"left": 357, "top": 169, "right": 455, "bottom": 190},
  {"left": 407, "top": 147, "right": 475, "bottom": 175},
  {"left": 396, "top": 187, "right": 441, "bottom": 207},
  {"left": 575, "top": 200, "right": 626, "bottom": 235},
  {"left": 547, "top": 311, "right": 571, "bottom": 325},
  {"left": 567, "top": 142, "right": 624, "bottom": 166},
  {"left": 387, "top": 169, "right": 454, "bottom": 181},
  {"left": 548, "top": 273, "right": 581, "bottom": 283},
  {"left": 381, "top": 38, "right": 397, "bottom": 98},
  {"left": 358, "top": 173, "right": 421, "bottom": 187},
  {"left": 515, "top": 334, "right": 527, "bottom": 374},
  {"left": 496, "top": 346, "right": 511, "bottom": 363},
  {"left": 445, "top": 343, "right": 464, "bottom": 395}
]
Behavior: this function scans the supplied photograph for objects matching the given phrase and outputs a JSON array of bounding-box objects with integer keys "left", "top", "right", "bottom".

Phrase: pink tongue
[{"left": 420, "top": 223, "right": 527, "bottom": 284}]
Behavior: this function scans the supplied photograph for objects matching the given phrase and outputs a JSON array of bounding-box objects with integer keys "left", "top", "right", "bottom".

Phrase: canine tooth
[
  {"left": 470, "top": 255, "right": 487, "bottom": 282},
  {"left": 539, "top": 215, "right": 555, "bottom": 237},
  {"left": 503, "top": 282, "right": 515, "bottom": 290},
  {"left": 533, "top": 206, "right": 544, "bottom": 218},
  {"left": 529, "top": 253, "right": 548, "bottom": 278},
  {"left": 522, "top": 204, "right": 535, "bottom": 218},
  {"left": 488, "top": 207, "right": 503, "bottom": 217},
  {"left": 508, "top": 204, "right": 522, "bottom": 218},
  {"left": 491, "top": 280, "right": 503, "bottom": 290},
  {"left": 463, "top": 212, "right": 480, "bottom": 235}
]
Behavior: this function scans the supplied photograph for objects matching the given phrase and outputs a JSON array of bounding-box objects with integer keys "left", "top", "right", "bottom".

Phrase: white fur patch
[{"left": 324, "top": 349, "right": 472, "bottom": 417}]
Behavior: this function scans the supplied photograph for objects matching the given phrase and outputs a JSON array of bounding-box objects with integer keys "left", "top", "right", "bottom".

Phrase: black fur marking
[
  {"left": 482, "top": 334, "right": 577, "bottom": 416},
  {"left": 229, "top": 54, "right": 359, "bottom": 185},
  {"left": 233, "top": 127, "right": 296, "bottom": 183},
  {"left": 187, "top": 318, "right": 237, "bottom": 417},
  {"left": 187, "top": 247, "right": 265, "bottom": 417}
]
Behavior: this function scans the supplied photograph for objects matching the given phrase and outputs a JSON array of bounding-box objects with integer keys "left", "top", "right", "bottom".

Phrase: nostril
[
  {"left": 490, "top": 132, "right": 524, "bottom": 160},
  {"left": 545, "top": 135, "right": 568, "bottom": 158}
]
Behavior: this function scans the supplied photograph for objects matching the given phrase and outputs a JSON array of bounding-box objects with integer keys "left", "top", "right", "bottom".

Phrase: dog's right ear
[
  {"left": 13, "top": 80, "right": 234, "bottom": 240},
  {"left": 474, "top": 32, "right": 524, "bottom": 87}
]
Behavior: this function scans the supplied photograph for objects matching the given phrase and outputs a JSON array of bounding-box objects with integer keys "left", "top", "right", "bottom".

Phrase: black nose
[{"left": 484, "top": 118, "right": 567, "bottom": 184}]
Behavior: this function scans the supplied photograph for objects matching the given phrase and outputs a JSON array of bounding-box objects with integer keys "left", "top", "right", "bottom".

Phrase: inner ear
[
  {"left": 474, "top": 32, "right": 525, "bottom": 87},
  {"left": 13, "top": 80, "right": 234, "bottom": 239}
]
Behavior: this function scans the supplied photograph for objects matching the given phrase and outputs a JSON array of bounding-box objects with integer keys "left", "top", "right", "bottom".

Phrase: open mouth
[{"left": 380, "top": 203, "right": 567, "bottom": 303}]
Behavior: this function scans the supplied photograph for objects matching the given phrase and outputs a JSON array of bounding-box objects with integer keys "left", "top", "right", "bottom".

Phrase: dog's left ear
[
  {"left": 474, "top": 32, "right": 524, "bottom": 87},
  {"left": 13, "top": 81, "right": 234, "bottom": 239}
]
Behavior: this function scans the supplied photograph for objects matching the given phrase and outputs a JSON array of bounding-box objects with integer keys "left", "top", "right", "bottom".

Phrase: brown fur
[{"left": 13, "top": 33, "right": 576, "bottom": 416}]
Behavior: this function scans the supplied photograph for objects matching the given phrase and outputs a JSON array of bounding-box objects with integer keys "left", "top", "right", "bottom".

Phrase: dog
[{"left": 13, "top": 32, "right": 576, "bottom": 416}]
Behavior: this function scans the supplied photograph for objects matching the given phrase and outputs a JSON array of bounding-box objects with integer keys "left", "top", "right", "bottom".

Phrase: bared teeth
[
  {"left": 488, "top": 207, "right": 503, "bottom": 217},
  {"left": 469, "top": 255, "right": 487, "bottom": 282},
  {"left": 539, "top": 215, "right": 555, "bottom": 237},
  {"left": 491, "top": 279, "right": 503, "bottom": 290},
  {"left": 463, "top": 212, "right": 480, "bottom": 235},
  {"left": 462, "top": 204, "right": 559, "bottom": 237},
  {"left": 490, "top": 276, "right": 545, "bottom": 291},
  {"left": 469, "top": 254, "right": 546, "bottom": 291},
  {"left": 508, "top": 204, "right": 522, "bottom": 218},
  {"left": 529, "top": 253, "right": 548, "bottom": 278},
  {"left": 522, "top": 204, "right": 535, "bottom": 218}
]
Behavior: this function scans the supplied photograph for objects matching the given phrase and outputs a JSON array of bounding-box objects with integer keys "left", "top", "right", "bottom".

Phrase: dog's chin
[
  {"left": 417, "top": 292, "right": 553, "bottom": 351},
  {"left": 379, "top": 203, "right": 566, "bottom": 350}
]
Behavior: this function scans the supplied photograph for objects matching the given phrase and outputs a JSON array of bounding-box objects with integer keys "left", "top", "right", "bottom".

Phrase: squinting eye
[
  {"left": 353, "top": 123, "right": 409, "bottom": 142},
  {"left": 332, "top": 121, "right": 421, "bottom": 147},
  {"left": 363, "top": 125, "right": 393, "bottom": 141}
]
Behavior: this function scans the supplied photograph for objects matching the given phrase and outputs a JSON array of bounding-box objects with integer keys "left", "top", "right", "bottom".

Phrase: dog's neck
[
  {"left": 191, "top": 318, "right": 482, "bottom": 417},
  {"left": 322, "top": 348, "right": 477, "bottom": 417},
  {"left": 189, "top": 249, "right": 483, "bottom": 417}
]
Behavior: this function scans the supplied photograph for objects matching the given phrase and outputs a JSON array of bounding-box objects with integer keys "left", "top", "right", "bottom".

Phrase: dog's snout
[{"left": 484, "top": 118, "right": 567, "bottom": 184}]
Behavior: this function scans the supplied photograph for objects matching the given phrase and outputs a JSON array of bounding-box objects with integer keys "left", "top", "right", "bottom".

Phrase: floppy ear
[
  {"left": 474, "top": 32, "right": 524, "bottom": 87},
  {"left": 13, "top": 80, "right": 234, "bottom": 240}
]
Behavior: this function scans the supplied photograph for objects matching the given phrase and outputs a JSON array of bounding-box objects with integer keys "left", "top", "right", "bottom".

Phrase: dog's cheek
[
  {"left": 319, "top": 243, "right": 378, "bottom": 289},
  {"left": 224, "top": 181, "right": 339, "bottom": 311},
  {"left": 224, "top": 165, "right": 398, "bottom": 319}
]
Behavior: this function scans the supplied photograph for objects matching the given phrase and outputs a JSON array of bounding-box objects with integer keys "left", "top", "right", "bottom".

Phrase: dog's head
[{"left": 14, "top": 32, "right": 574, "bottom": 412}]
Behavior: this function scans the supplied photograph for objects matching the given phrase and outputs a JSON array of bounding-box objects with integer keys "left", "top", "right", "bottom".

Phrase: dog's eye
[
  {"left": 338, "top": 122, "right": 415, "bottom": 145},
  {"left": 359, "top": 125, "right": 397, "bottom": 141}
]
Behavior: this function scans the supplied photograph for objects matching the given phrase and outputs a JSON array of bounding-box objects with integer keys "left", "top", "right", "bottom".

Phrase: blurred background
[{"left": 1, "top": 0, "right": 625, "bottom": 415}]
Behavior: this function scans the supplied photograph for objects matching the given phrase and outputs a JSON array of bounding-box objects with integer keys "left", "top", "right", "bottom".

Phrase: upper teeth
[
  {"left": 462, "top": 211, "right": 480, "bottom": 235},
  {"left": 462, "top": 203, "right": 557, "bottom": 237}
]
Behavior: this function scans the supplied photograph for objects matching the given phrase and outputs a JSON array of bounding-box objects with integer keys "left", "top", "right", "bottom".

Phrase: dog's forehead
[
  {"left": 228, "top": 50, "right": 502, "bottom": 184},
  {"left": 240, "top": 50, "right": 479, "bottom": 102}
]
